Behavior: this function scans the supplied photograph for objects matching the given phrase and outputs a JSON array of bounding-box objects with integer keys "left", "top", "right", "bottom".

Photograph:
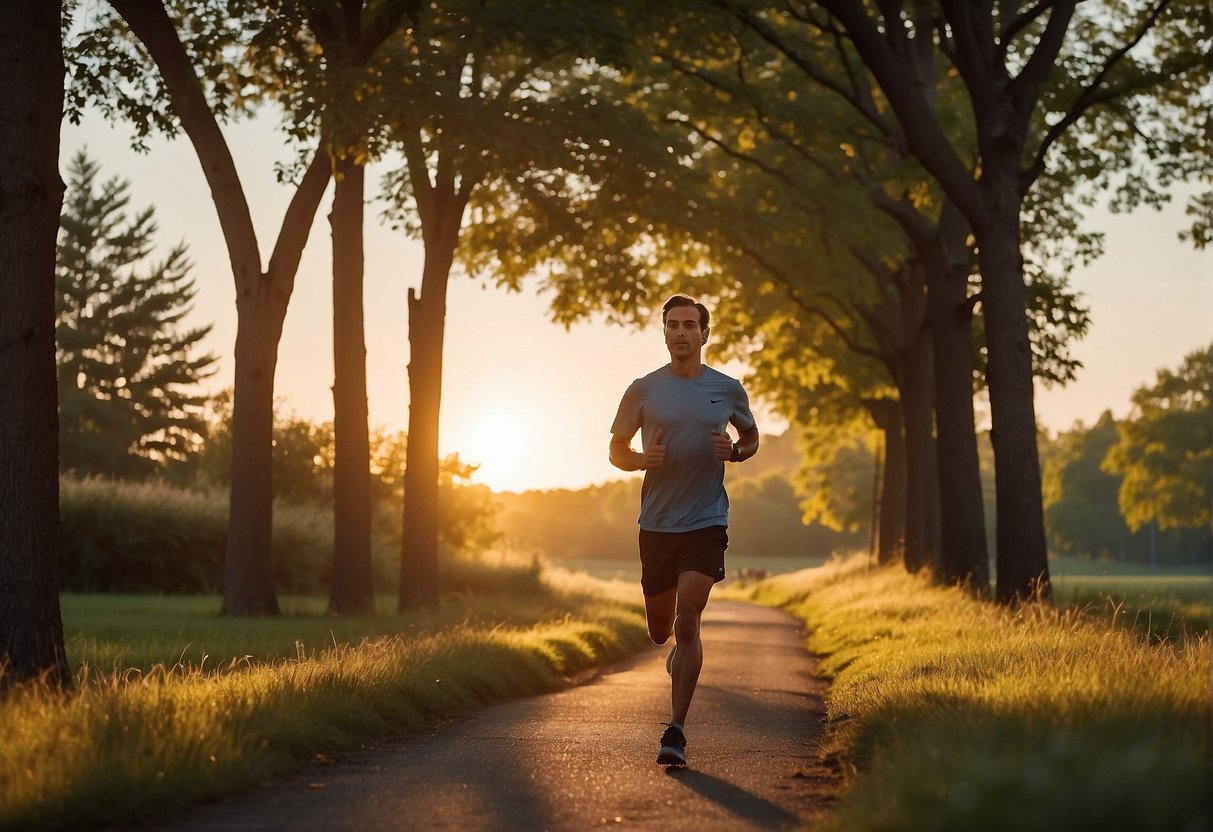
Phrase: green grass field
[{"left": 1046, "top": 556, "right": 1211, "bottom": 640}]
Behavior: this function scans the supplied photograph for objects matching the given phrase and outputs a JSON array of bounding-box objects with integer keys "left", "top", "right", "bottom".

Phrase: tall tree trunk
[
  {"left": 225, "top": 317, "right": 281, "bottom": 615},
  {"left": 329, "top": 158, "right": 373, "bottom": 615},
  {"left": 112, "top": 0, "right": 331, "bottom": 616},
  {"left": 978, "top": 180, "right": 1050, "bottom": 602},
  {"left": 398, "top": 193, "right": 465, "bottom": 611},
  {"left": 927, "top": 202, "right": 989, "bottom": 591},
  {"left": 0, "top": 0, "right": 71, "bottom": 689},
  {"left": 900, "top": 341, "right": 936, "bottom": 573},
  {"left": 398, "top": 285, "right": 443, "bottom": 609},
  {"left": 869, "top": 400, "right": 906, "bottom": 566}
]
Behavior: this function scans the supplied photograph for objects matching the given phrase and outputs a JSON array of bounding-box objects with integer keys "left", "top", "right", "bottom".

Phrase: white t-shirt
[{"left": 610, "top": 364, "right": 756, "bottom": 533}]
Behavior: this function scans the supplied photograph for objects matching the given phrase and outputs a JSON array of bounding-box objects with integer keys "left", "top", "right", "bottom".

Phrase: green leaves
[
  {"left": 1104, "top": 343, "right": 1213, "bottom": 533},
  {"left": 56, "top": 150, "right": 217, "bottom": 479}
]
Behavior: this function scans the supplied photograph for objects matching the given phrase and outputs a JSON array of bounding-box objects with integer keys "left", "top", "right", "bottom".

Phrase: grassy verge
[
  {"left": 0, "top": 567, "right": 648, "bottom": 831},
  {"left": 742, "top": 555, "right": 1210, "bottom": 832}
]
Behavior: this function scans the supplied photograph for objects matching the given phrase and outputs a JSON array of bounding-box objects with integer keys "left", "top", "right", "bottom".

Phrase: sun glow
[{"left": 451, "top": 407, "right": 531, "bottom": 492}]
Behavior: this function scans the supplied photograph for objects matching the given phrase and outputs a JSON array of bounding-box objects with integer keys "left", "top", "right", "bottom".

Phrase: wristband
[{"left": 730, "top": 443, "right": 743, "bottom": 463}]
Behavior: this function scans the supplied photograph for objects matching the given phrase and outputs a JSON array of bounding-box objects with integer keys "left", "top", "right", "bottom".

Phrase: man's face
[{"left": 664, "top": 305, "right": 705, "bottom": 358}]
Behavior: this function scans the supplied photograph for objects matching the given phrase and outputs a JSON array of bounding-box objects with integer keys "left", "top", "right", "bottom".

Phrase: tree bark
[
  {"left": 398, "top": 190, "right": 466, "bottom": 611},
  {"left": 978, "top": 179, "right": 1051, "bottom": 602},
  {"left": 927, "top": 201, "right": 990, "bottom": 591},
  {"left": 869, "top": 400, "right": 906, "bottom": 566},
  {"left": 0, "top": 0, "right": 71, "bottom": 689},
  {"left": 900, "top": 336, "right": 936, "bottom": 573},
  {"left": 112, "top": 0, "right": 331, "bottom": 616},
  {"left": 329, "top": 158, "right": 374, "bottom": 615},
  {"left": 225, "top": 316, "right": 281, "bottom": 615}
]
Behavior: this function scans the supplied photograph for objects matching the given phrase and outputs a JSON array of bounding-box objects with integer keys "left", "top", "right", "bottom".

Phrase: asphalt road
[{"left": 150, "top": 600, "right": 839, "bottom": 832}]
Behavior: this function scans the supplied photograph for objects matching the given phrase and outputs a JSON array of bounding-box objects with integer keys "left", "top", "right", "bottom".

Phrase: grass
[
  {"left": 742, "top": 555, "right": 1210, "bottom": 832},
  {"left": 1, "top": 567, "right": 649, "bottom": 831}
]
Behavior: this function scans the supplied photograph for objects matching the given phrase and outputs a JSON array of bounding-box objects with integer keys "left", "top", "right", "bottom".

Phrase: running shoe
[{"left": 657, "top": 723, "right": 687, "bottom": 766}]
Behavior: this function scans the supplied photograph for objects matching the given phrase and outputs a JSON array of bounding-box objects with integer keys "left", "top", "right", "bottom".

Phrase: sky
[{"left": 61, "top": 112, "right": 1211, "bottom": 493}]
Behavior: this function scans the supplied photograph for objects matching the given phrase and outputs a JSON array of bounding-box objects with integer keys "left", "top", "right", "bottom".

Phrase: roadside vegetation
[
  {"left": 743, "top": 555, "right": 1210, "bottom": 832},
  {"left": 0, "top": 566, "right": 646, "bottom": 831}
]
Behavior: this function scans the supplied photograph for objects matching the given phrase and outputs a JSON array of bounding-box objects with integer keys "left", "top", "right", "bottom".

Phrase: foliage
[
  {"left": 1042, "top": 410, "right": 1213, "bottom": 565},
  {"left": 65, "top": 0, "right": 281, "bottom": 150},
  {"left": 1043, "top": 411, "right": 1134, "bottom": 558},
  {"left": 744, "top": 556, "right": 1210, "bottom": 832},
  {"left": 57, "top": 475, "right": 507, "bottom": 596},
  {"left": 58, "top": 477, "right": 337, "bottom": 594},
  {"left": 1104, "top": 343, "right": 1213, "bottom": 533},
  {"left": 56, "top": 149, "right": 216, "bottom": 479},
  {"left": 1, "top": 582, "right": 649, "bottom": 831},
  {"left": 194, "top": 397, "right": 500, "bottom": 555}
]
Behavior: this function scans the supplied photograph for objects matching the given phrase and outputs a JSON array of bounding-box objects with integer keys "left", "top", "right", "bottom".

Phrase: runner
[{"left": 608, "top": 294, "right": 759, "bottom": 766}]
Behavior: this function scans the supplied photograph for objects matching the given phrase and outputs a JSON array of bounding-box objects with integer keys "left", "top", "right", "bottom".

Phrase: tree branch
[
  {"left": 110, "top": 0, "right": 262, "bottom": 287},
  {"left": 266, "top": 147, "right": 331, "bottom": 287},
  {"left": 819, "top": 0, "right": 983, "bottom": 221},
  {"left": 1022, "top": 0, "right": 1172, "bottom": 192},
  {"left": 731, "top": 237, "right": 885, "bottom": 361}
]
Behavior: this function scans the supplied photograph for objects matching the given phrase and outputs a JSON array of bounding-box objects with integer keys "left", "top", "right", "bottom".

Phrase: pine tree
[{"left": 56, "top": 150, "right": 216, "bottom": 479}]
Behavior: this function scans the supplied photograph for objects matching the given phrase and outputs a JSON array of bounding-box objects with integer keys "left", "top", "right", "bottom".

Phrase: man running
[{"left": 608, "top": 294, "right": 759, "bottom": 766}]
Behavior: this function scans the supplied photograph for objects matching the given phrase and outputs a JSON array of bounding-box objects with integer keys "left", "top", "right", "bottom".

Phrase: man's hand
[
  {"left": 641, "top": 428, "right": 666, "bottom": 469},
  {"left": 711, "top": 429, "right": 733, "bottom": 461}
]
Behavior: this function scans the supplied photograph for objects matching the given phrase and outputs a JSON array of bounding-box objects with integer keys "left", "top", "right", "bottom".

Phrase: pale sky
[{"left": 61, "top": 113, "right": 1211, "bottom": 493}]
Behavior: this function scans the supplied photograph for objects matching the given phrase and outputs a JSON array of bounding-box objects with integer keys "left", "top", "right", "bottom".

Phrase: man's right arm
[
  {"left": 609, "top": 435, "right": 642, "bottom": 471},
  {"left": 609, "top": 429, "right": 665, "bottom": 472}
]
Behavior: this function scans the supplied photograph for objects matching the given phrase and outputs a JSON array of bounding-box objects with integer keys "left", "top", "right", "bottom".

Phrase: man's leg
[
  {"left": 668, "top": 570, "right": 715, "bottom": 726},
  {"left": 643, "top": 587, "right": 677, "bottom": 646}
]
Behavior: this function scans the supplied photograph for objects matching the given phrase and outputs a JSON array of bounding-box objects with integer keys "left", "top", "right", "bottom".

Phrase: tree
[
  {"left": 56, "top": 150, "right": 216, "bottom": 479},
  {"left": 1104, "top": 344, "right": 1212, "bottom": 534},
  {"left": 1042, "top": 412, "right": 1133, "bottom": 559},
  {"left": 0, "top": 1, "right": 71, "bottom": 689},
  {"left": 376, "top": 1, "right": 645, "bottom": 609},
  {"left": 279, "top": 1, "right": 416, "bottom": 615},
  {"left": 803, "top": 0, "right": 1208, "bottom": 601},
  {"left": 72, "top": 0, "right": 333, "bottom": 614}
]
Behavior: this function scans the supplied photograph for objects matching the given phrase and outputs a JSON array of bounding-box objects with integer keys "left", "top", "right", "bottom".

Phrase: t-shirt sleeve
[
  {"left": 731, "top": 380, "right": 756, "bottom": 432},
  {"left": 610, "top": 380, "right": 643, "bottom": 440}
]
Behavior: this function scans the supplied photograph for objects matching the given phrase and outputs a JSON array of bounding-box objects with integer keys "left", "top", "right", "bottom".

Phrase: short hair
[{"left": 662, "top": 294, "right": 710, "bottom": 330}]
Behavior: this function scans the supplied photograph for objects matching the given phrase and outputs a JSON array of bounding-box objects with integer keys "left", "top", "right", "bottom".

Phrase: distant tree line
[{"left": 1041, "top": 345, "right": 1212, "bottom": 569}]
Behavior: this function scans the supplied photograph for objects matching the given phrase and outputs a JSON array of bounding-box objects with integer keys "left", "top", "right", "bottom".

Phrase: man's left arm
[{"left": 731, "top": 424, "right": 759, "bottom": 463}]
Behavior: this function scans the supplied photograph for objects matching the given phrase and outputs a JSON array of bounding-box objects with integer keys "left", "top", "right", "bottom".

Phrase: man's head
[{"left": 662, "top": 295, "right": 710, "bottom": 345}]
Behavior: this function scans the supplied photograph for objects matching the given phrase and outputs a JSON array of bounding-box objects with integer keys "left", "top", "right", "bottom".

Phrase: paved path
[{"left": 152, "top": 601, "right": 839, "bottom": 831}]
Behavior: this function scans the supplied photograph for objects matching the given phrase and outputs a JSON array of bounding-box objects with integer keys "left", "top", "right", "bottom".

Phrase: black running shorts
[{"left": 638, "top": 525, "right": 728, "bottom": 597}]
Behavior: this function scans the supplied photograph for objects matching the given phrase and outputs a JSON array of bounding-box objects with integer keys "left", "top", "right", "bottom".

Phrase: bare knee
[
  {"left": 673, "top": 609, "right": 701, "bottom": 645},
  {"left": 649, "top": 623, "right": 672, "bottom": 645}
]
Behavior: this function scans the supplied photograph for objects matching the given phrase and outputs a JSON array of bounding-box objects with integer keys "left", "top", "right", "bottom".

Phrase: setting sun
[{"left": 457, "top": 407, "right": 529, "bottom": 491}]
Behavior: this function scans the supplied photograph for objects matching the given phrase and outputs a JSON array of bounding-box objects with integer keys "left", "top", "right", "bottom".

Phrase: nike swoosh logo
[{"left": 710, "top": 398, "right": 723, "bottom": 403}]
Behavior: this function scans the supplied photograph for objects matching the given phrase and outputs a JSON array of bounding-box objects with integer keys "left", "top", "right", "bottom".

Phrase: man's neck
[{"left": 668, "top": 357, "right": 704, "bottom": 378}]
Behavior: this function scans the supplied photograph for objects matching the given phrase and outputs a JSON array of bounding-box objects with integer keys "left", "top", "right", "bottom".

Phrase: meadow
[
  {"left": 0, "top": 567, "right": 648, "bottom": 831},
  {"left": 741, "top": 555, "right": 1210, "bottom": 832}
]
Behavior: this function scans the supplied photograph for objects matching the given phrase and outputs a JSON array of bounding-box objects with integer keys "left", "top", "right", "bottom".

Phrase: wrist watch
[{"left": 730, "top": 443, "right": 743, "bottom": 463}]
